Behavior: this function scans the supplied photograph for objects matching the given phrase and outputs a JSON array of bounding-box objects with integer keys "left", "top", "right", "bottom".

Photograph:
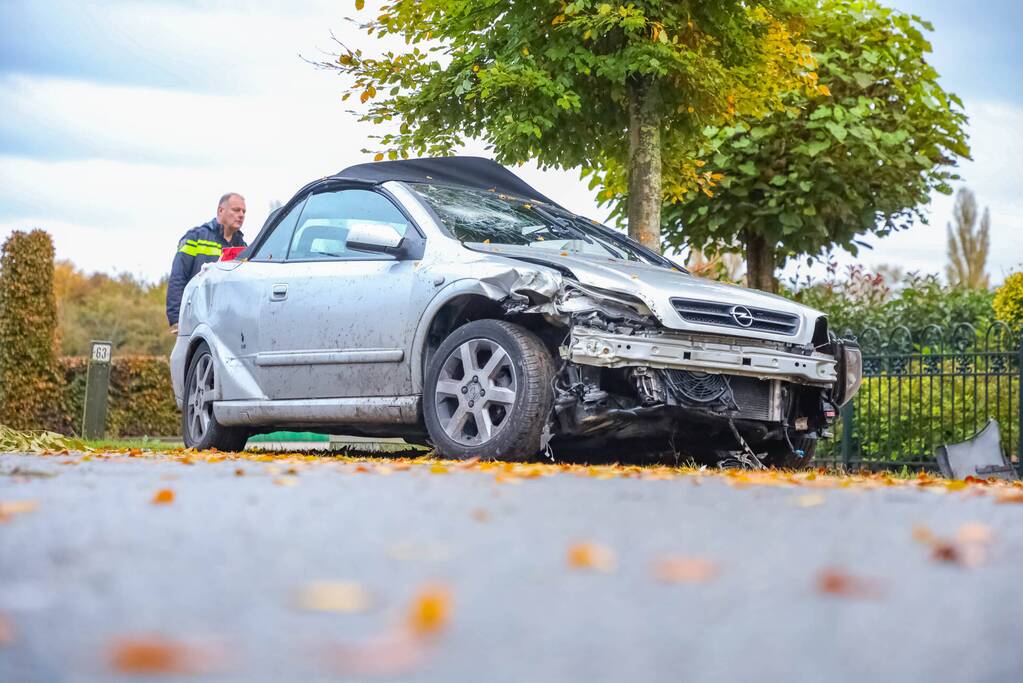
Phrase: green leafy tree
[
  {"left": 326, "top": 0, "right": 823, "bottom": 250},
  {"left": 664, "top": 0, "right": 970, "bottom": 292},
  {"left": 945, "top": 187, "right": 990, "bottom": 290},
  {"left": 993, "top": 272, "right": 1023, "bottom": 331},
  {"left": 0, "top": 230, "right": 60, "bottom": 429}
]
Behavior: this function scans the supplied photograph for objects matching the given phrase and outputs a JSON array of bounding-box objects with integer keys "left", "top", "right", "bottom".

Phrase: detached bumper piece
[{"left": 566, "top": 327, "right": 837, "bottom": 386}]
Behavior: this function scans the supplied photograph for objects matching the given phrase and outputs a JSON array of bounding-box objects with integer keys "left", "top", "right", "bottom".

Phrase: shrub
[
  {"left": 993, "top": 272, "right": 1023, "bottom": 331},
  {"left": 45, "top": 356, "right": 180, "bottom": 437},
  {"left": 0, "top": 230, "right": 60, "bottom": 429}
]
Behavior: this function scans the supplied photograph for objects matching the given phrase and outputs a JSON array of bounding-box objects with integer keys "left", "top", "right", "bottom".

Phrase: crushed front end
[{"left": 527, "top": 281, "right": 862, "bottom": 465}]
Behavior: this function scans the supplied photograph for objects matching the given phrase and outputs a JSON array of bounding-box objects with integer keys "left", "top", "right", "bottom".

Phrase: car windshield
[{"left": 409, "top": 183, "right": 668, "bottom": 267}]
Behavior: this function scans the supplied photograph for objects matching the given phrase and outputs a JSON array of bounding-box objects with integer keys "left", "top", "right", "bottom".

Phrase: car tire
[
  {"left": 423, "top": 319, "right": 555, "bottom": 461},
  {"left": 761, "top": 434, "right": 817, "bottom": 469},
  {"left": 182, "top": 342, "right": 249, "bottom": 452}
]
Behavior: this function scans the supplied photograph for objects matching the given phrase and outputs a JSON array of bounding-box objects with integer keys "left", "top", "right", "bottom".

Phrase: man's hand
[{"left": 169, "top": 324, "right": 179, "bottom": 335}]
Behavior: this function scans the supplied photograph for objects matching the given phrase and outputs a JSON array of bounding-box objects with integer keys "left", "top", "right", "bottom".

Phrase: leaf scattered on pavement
[
  {"left": 406, "top": 584, "right": 452, "bottom": 637},
  {"left": 816, "top": 568, "right": 882, "bottom": 599},
  {"left": 0, "top": 612, "right": 13, "bottom": 647},
  {"left": 913, "top": 522, "right": 993, "bottom": 568},
  {"left": 0, "top": 499, "right": 39, "bottom": 523},
  {"left": 567, "top": 542, "right": 616, "bottom": 572},
  {"left": 108, "top": 636, "right": 217, "bottom": 675},
  {"left": 794, "top": 492, "right": 826, "bottom": 507},
  {"left": 151, "top": 489, "right": 174, "bottom": 505},
  {"left": 652, "top": 556, "right": 719, "bottom": 583},
  {"left": 297, "top": 581, "right": 373, "bottom": 613}
]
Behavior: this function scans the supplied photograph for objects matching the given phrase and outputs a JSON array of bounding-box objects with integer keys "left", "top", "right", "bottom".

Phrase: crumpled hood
[{"left": 470, "top": 244, "right": 825, "bottom": 346}]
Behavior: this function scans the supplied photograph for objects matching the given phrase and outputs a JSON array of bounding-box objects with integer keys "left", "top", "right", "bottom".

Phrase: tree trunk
[
  {"left": 627, "top": 78, "right": 662, "bottom": 252},
  {"left": 744, "top": 229, "right": 778, "bottom": 293}
]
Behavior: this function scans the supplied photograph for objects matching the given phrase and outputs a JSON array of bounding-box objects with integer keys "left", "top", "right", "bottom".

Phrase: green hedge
[{"left": 44, "top": 356, "right": 180, "bottom": 437}]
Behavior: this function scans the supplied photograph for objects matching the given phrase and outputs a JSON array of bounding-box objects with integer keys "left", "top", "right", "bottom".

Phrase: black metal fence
[{"left": 816, "top": 323, "right": 1022, "bottom": 473}]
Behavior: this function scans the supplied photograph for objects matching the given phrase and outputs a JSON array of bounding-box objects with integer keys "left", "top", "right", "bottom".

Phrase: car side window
[
  {"left": 287, "top": 189, "right": 410, "bottom": 261},
  {"left": 251, "top": 198, "right": 305, "bottom": 262}
]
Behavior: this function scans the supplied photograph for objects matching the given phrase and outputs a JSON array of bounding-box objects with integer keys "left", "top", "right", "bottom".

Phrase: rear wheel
[
  {"left": 423, "top": 320, "right": 554, "bottom": 461},
  {"left": 182, "top": 342, "right": 248, "bottom": 452}
]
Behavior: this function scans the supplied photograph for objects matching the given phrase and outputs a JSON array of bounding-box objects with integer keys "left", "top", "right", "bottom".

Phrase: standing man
[{"left": 166, "top": 193, "right": 247, "bottom": 330}]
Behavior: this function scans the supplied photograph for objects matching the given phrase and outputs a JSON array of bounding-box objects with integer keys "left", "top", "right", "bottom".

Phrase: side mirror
[{"left": 345, "top": 221, "right": 406, "bottom": 256}]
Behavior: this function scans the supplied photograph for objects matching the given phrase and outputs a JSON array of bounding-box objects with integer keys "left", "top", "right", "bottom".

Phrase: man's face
[{"left": 217, "top": 196, "right": 246, "bottom": 231}]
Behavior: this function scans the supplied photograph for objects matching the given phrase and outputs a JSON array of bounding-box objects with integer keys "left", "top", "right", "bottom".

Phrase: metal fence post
[
  {"left": 840, "top": 401, "right": 853, "bottom": 470},
  {"left": 81, "top": 340, "right": 113, "bottom": 440},
  {"left": 1018, "top": 333, "right": 1023, "bottom": 477}
]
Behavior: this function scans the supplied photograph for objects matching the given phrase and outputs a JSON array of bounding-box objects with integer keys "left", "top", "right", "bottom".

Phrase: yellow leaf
[
  {"left": 296, "top": 581, "right": 372, "bottom": 613},
  {"left": 355, "top": 0, "right": 365, "bottom": 9},
  {"left": 374, "top": 153, "right": 385, "bottom": 162},
  {"left": 406, "top": 584, "right": 451, "bottom": 637},
  {"left": 567, "top": 542, "right": 616, "bottom": 572},
  {"left": 552, "top": 14, "right": 565, "bottom": 26},
  {"left": 818, "top": 84, "right": 831, "bottom": 97}
]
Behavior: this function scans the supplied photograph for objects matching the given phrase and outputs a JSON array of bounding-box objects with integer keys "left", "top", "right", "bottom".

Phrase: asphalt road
[{"left": 2, "top": 451, "right": 1022, "bottom": 683}]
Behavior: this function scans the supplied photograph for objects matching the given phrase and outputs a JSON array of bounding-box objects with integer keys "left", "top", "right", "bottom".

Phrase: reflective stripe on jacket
[{"left": 165, "top": 218, "right": 246, "bottom": 325}]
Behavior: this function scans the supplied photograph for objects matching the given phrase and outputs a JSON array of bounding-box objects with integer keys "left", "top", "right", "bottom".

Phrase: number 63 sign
[{"left": 91, "top": 342, "right": 112, "bottom": 363}]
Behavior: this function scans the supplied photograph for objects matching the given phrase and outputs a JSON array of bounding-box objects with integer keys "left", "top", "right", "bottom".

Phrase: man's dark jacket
[{"left": 165, "top": 218, "right": 246, "bottom": 325}]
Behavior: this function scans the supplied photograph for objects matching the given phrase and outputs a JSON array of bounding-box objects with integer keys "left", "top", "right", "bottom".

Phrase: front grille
[{"left": 670, "top": 297, "right": 800, "bottom": 336}]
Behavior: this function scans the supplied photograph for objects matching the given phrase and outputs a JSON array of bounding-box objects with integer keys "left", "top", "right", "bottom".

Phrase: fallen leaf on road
[
  {"left": 0, "top": 613, "right": 12, "bottom": 646},
  {"left": 470, "top": 508, "right": 490, "bottom": 522},
  {"left": 567, "top": 542, "right": 616, "bottom": 572},
  {"left": 994, "top": 489, "right": 1023, "bottom": 504},
  {"left": 652, "top": 556, "right": 719, "bottom": 583},
  {"left": 429, "top": 464, "right": 449, "bottom": 474},
  {"left": 150, "top": 489, "right": 174, "bottom": 505},
  {"left": 108, "top": 636, "right": 214, "bottom": 674},
  {"left": 407, "top": 584, "right": 452, "bottom": 638},
  {"left": 323, "top": 632, "right": 428, "bottom": 677},
  {"left": 913, "top": 522, "right": 993, "bottom": 567},
  {"left": 234, "top": 468, "right": 245, "bottom": 476},
  {"left": 794, "top": 493, "right": 826, "bottom": 507},
  {"left": 273, "top": 477, "right": 299, "bottom": 487},
  {"left": 815, "top": 568, "right": 882, "bottom": 599},
  {"left": 297, "top": 581, "right": 373, "bottom": 613},
  {"left": 0, "top": 500, "right": 40, "bottom": 522}
]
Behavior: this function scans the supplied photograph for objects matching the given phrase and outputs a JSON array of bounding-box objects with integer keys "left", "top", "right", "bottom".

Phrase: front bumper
[
  {"left": 566, "top": 327, "right": 838, "bottom": 386},
  {"left": 169, "top": 336, "right": 188, "bottom": 409}
]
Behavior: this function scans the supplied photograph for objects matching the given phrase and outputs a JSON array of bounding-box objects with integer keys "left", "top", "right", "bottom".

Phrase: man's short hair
[{"left": 218, "top": 192, "right": 244, "bottom": 208}]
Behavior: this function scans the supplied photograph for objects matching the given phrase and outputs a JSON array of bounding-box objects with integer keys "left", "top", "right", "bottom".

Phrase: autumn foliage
[{"left": 0, "top": 230, "right": 60, "bottom": 429}]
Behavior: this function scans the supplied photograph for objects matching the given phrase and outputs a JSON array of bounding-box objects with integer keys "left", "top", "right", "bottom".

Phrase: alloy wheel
[
  {"left": 433, "top": 338, "right": 517, "bottom": 445},
  {"left": 186, "top": 352, "right": 215, "bottom": 443}
]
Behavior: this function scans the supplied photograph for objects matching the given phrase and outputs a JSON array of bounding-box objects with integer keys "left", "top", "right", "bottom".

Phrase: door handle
[{"left": 270, "top": 284, "right": 288, "bottom": 301}]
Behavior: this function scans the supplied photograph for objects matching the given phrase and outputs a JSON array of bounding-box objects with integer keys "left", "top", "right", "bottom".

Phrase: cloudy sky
[{"left": 0, "top": 0, "right": 1020, "bottom": 284}]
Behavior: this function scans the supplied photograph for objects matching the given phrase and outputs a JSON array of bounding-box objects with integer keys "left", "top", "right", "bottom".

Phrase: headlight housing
[{"left": 833, "top": 340, "right": 862, "bottom": 406}]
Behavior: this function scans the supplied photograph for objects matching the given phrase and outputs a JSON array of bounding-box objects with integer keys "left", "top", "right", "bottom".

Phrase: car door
[
  {"left": 212, "top": 196, "right": 307, "bottom": 401},
  {"left": 253, "top": 187, "right": 424, "bottom": 400}
]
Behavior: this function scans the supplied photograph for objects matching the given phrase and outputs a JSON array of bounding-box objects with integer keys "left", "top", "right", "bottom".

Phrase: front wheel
[
  {"left": 182, "top": 342, "right": 249, "bottom": 452},
  {"left": 423, "top": 320, "right": 555, "bottom": 461}
]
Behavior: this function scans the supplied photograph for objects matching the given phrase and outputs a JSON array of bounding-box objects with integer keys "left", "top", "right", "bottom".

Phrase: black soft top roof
[{"left": 336, "top": 156, "right": 560, "bottom": 207}]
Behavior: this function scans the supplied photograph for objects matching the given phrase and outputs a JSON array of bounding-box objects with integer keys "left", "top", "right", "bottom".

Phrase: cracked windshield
[{"left": 411, "top": 183, "right": 662, "bottom": 266}]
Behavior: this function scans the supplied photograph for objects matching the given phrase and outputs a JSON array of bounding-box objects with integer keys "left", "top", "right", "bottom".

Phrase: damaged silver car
[{"left": 170, "top": 157, "right": 861, "bottom": 466}]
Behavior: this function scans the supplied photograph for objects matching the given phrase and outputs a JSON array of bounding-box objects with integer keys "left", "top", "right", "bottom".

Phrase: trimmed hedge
[
  {"left": 44, "top": 356, "right": 180, "bottom": 437},
  {"left": 0, "top": 230, "right": 60, "bottom": 429}
]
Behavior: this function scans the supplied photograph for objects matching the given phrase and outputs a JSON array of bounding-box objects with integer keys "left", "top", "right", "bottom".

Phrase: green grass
[{"left": 82, "top": 437, "right": 183, "bottom": 451}]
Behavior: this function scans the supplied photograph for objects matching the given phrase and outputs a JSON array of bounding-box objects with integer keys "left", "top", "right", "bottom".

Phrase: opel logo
[{"left": 730, "top": 305, "right": 755, "bottom": 327}]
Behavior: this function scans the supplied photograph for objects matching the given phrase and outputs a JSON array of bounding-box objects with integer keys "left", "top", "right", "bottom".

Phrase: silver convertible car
[{"left": 170, "top": 157, "right": 861, "bottom": 466}]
